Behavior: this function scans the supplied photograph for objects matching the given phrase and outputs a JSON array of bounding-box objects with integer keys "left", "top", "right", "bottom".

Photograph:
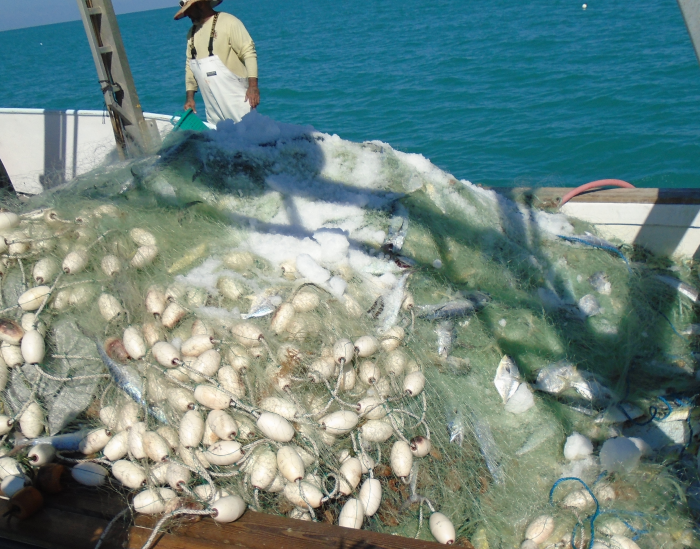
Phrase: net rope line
[{"left": 2, "top": 141, "right": 700, "bottom": 547}]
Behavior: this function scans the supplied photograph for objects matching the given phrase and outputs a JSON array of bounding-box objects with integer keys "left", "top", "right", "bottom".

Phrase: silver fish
[
  {"left": 241, "top": 294, "right": 278, "bottom": 319},
  {"left": 589, "top": 272, "right": 612, "bottom": 295},
  {"left": 446, "top": 405, "right": 504, "bottom": 484},
  {"left": 494, "top": 355, "right": 521, "bottom": 404},
  {"left": 94, "top": 338, "right": 168, "bottom": 424},
  {"left": 436, "top": 320, "right": 454, "bottom": 358},
  {"left": 570, "top": 377, "right": 616, "bottom": 406},
  {"left": 515, "top": 424, "right": 557, "bottom": 456},
  {"left": 445, "top": 405, "right": 465, "bottom": 446},
  {"left": 533, "top": 361, "right": 581, "bottom": 395},
  {"left": 377, "top": 272, "right": 410, "bottom": 334},
  {"left": 656, "top": 275, "right": 699, "bottom": 303},
  {"left": 417, "top": 299, "right": 477, "bottom": 321},
  {"left": 22, "top": 429, "right": 92, "bottom": 451},
  {"left": 383, "top": 204, "right": 409, "bottom": 253},
  {"left": 470, "top": 412, "right": 505, "bottom": 484}
]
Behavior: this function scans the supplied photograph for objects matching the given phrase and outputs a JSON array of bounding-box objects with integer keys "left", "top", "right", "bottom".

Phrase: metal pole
[
  {"left": 678, "top": 0, "right": 700, "bottom": 67},
  {"left": 76, "top": 0, "right": 161, "bottom": 158}
]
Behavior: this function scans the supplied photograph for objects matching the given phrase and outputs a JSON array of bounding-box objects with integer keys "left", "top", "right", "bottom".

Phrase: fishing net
[{"left": 0, "top": 112, "right": 699, "bottom": 548}]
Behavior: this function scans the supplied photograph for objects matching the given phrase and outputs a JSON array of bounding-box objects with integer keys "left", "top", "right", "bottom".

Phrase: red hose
[{"left": 559, "top": 179, "right": 635, "bottom": 206}]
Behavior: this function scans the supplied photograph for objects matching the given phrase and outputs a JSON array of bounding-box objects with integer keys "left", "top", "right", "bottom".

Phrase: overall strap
[
  {"left": 189, "top": 26, "right": 197, "bottom": 59},
  {"left": 189, "top": 13, "right": 219, "bottom": 60},
  {"left": 208, "top": 12, "right": 220, "bottom": 56}
]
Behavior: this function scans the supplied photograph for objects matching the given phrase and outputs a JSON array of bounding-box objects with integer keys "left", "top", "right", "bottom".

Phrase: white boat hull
[{"left": 0, "top": 108, "right": 175, "bottom": 195}]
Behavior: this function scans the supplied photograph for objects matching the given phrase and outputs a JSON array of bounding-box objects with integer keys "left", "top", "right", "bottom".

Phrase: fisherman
[{"left": 175, "top": 0, "right": 259, "bottom": 125}]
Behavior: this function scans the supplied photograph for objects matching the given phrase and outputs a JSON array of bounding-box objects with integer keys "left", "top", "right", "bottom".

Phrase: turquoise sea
[{"left": 1, "top": 0, "right": 699, "bottom": 188}]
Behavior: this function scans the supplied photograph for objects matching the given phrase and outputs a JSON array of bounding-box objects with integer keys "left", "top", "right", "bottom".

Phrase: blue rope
[
  {"left": 593, "top": 470, "right": 609, "bottom": 485},
  {"left": 656, "top": 309, "right": 689, "bottom": 341},
  {"left": 616, "top": 395, "right": 672, "bottom": 426},
  {"left": 549, "top": 477, "right": 600, "bottom": 548},
  {"left": 656, "top": 396, "right": 673, "bottom": 421}
]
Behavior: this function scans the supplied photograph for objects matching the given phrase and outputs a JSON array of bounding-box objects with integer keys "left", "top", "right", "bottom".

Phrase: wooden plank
[
  {"left": 0, "top": 497, "right": 125, "bottom": 549},
  {"left": 0, "top": 480, "right": 444, "bottom": 549},
  {"left": 492, "top": 187, "right": 700, "bottom": 207},
  {"left": 128, "top": 510, "right": 444, "bottom": 549}
]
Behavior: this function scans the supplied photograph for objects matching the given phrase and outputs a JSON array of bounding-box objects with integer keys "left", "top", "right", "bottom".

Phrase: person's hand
[
  {"left": 184, "top": 98, "right": 197, "bottom": 113},
  {"left": 245, "top": 82, "right": 260, "bottom": 109}
]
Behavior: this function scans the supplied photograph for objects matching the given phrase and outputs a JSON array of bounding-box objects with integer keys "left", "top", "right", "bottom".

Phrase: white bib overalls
[{"left": 189, "top": 14, "right": 251, "bottom": 125}]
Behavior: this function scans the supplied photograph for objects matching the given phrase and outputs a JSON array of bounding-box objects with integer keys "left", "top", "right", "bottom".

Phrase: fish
[
  {"left": 445, "top": 405, "right": 505, "bottom": 484},
  {"left": 589, "top": 271, "right": 612, "bottom": 295},
  {"left": 241, "top": 293, "right": 279, "bottom": 319},
  {"left": 417, "top": 299, "right": 478, "bottom": 321},
  {"left": 376, "top": 272, "right": 410, "bottom": 334},
  {"left": 533, "top": 361, "right": 582, "bottom": 395},
  {"left": 19, "top": 429, "right": 92, "bottom": 451},
  {"left": 494, "top": 355, "right": 521, "bottom": 404},
  {"left": 656, "top": 275, "right": 699, "bottom": 303},
  {"left": 94, "top": 338, "right": 168, "bottom": 424},
  {"left": 558, "top": 232, "right": 630, "bottom": 271},
  {"left": 515, "top": 424, "right": 558, "bottom": 456},
  {"left": 382, "top": 204, "right": 409, "bottom": 253},
  {"left": 570, "top": 377, "right": 616, "bottom": 407},
  {"left": 394, "top": 255, "right": 417, "bottom": 269},
  {"left": 436, "top": 320, "right": 454, "bottom": 358},
  {"left": 445, "top": 405, "right": 466, "bottom": 446},
  {"left": 469, "top": 412, "right": 505, "bottom": 484}
]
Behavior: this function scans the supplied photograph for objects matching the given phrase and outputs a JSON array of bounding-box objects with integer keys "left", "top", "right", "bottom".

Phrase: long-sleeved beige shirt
[{"left": 185, "top": 12, "right": 258, "bottom": 92}]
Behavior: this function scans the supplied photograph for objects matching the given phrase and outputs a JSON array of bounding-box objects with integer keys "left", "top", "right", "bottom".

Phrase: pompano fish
[
  {"left": 534, "top": 361, "right": 582, "bottom": 395},
  {"left": 570, "top": 377, "right": 616, "bottom": 406},
  {"left": 376, "top": 272, "right": 410, "bottom": 334},
  {"left": 436, "top": 320, "right": 454, "bottom": 358},
  {"left": 94, "top": 338, "right": 168, "bottom": 424},
  {"left": 417, "top": 299, "right": 477, "bottom": 321},
  {"left": 656, "top": 275, "right": 699, "bottom": 303},
  {"left": 494, "top": 355, "right": 521, "bottom": 404}
]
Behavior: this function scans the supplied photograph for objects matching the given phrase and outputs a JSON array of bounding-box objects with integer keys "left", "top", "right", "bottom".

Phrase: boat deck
[{"left": 0, "top": 479, "right": 444, "bottom": 549}]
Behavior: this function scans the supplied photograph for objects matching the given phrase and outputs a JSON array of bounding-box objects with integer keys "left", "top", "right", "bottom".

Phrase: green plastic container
[{"left": 171, "top": 109, "right": 209, "bottom": 132}]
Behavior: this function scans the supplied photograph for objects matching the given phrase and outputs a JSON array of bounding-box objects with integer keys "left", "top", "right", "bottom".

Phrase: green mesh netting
[{"left": 0, "top": 113, "right": 698, "bottom": 548}]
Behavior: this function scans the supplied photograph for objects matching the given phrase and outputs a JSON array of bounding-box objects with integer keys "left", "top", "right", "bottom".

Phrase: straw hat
[{"left": 174, "top": 0, "right": 223, "bottom": 20}]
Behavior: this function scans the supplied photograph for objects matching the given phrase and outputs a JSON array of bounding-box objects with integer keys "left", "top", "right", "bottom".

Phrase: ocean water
[{"left": 1, "top": 0, "right": 699, "bottom": 188}]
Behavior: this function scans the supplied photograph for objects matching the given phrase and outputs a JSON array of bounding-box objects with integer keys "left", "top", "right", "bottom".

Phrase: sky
[{"left": 0, "top": 0, "right": 176, "bottom": 32}]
